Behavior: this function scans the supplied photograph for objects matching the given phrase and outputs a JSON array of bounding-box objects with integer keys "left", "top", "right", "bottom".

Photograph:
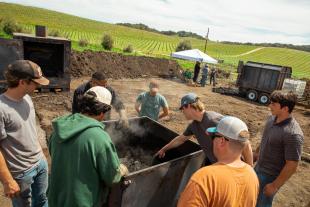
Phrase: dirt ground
[
  {"left": 1, "top": 77, "right": 310, "bottom": 207},
  {"left": 69, "top": 50, "right": 183, "bottom": 79}
]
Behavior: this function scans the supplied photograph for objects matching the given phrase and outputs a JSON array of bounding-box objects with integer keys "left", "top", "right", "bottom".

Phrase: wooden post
[{"left": 204, "top": 28, "right": 209, "bottom": 53}]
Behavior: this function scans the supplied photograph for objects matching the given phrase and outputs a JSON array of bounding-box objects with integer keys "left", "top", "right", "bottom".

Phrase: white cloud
[{"left": 3, "top": 0, "right": 310, "bottom": 44}]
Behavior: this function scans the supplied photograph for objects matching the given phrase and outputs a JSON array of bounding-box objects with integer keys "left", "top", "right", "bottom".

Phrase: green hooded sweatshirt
[{"left": 48, "top": 113, "right": 122, "bottom": 207}]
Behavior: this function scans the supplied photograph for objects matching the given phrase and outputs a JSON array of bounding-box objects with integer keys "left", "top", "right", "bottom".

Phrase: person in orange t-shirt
[{"left": 178, "top": 116, "right": 259, "bottom": 207}]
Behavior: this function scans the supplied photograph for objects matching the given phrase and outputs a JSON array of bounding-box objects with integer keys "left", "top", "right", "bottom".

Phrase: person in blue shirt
[
  {"left": 200, "top": 64, "right": 209, "bottom": 87},
  {"left": 135, "top": 80, "right": 169, "bottom": 121}
]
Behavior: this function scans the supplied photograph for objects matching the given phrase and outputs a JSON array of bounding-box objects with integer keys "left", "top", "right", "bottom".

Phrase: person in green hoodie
[{"left": 48, "top": 86, "right": 128, "bottom": 207}]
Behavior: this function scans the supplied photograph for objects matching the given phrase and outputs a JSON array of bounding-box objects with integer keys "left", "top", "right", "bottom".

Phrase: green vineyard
[{"left": 0, "top": 2, "right": 309, "bottom": 78}]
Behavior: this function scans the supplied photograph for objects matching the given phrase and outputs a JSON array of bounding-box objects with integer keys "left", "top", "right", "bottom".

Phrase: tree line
[
  {"left": 220, "top": 41, "right": 310, "bottom": 53},
  {"left": 117, "top": 23, "right": 310, "bottom": 53},
  {"left": 116, "top": 23, "right": 205, "bottom": 40}
]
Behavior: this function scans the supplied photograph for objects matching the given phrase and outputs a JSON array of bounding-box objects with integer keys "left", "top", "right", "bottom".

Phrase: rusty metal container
[{"left": 103, "top": 117, "right": 204, "bottom": 207}]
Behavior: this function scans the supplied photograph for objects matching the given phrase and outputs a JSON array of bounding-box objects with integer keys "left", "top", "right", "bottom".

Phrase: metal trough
[{"left": 103, "top": 116, "right": 204, "bottom": 207}]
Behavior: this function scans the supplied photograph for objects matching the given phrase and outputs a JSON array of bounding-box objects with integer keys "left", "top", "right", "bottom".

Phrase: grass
[{"left": 0, "top": 2, "right": 309, "bottom": 78}]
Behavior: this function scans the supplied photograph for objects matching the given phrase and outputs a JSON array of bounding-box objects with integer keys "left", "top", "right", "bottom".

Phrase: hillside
[{"left": 0, "top": 2, "right": 309, "bottom": 78}]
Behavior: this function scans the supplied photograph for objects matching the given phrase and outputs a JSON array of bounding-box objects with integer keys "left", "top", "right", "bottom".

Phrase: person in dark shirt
[
  {"left": 254, "top": 91, "right": 304, "bottom": 207},
  {"left": 192, "top": 61, "right": 201, "bottom": 83},
  {"left": 155, "top": 93, "right": 253, "bottom": 167},
  {"left": 210, "top": 67, "right": 217, "bottom": 86},
  {"left": 72, "top": 72, "right": 128, "bottom": 125}
]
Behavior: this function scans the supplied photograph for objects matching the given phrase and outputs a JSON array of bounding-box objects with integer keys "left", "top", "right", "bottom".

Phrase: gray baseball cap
[{"left": 179, "top": 93, "right": 198, "bottom": 110}]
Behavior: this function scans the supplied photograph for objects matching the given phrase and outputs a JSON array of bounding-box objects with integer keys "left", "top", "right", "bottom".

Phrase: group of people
[
  {"left": 192, "top": 61, "right": 217, "bottom": 87},
  {"left": 0, "top": 59, "right": 304, "bottom": 207},
  {"left": 182, "top": 62, "right": 217, "bottom": 87},
  {"left": 72, "top": 72, "right": 169, "bottom": 122},
  {"left": 156, "top": 91, "right": 303, "bottom": 207}
]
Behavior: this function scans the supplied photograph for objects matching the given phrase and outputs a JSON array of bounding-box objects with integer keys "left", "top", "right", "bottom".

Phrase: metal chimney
[{"left": 35, "top": 25, "right": 47, "bottom": 37}]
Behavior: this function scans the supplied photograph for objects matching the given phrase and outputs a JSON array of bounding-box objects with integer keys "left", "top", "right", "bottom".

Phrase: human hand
[
  {"left": 3, "top": 179, "right": 20, "bottom": 198},
  {"left": 263, "top": 182, "right": 278, "bottom": 197},
  {"left": 154, "top": 148, "right": 166, "bottom": 159},
  {"left": 119, "top": 164, "right": 129, "bottom": 176}
]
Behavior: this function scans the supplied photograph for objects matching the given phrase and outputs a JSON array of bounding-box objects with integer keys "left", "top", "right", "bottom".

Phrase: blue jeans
[
  {"left": 200, "top": 75, "right": 208, "bottom": 87},
  {"left": 255, "top": 167, "right": 277, "bottom": 207},
  {"left": 12, "top": 158, "right": 48, "bottom": 207}
]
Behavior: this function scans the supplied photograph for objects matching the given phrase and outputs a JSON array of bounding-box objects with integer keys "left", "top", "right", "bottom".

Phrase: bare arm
[
  {"left": 0, "top": 150, "right": 20, "bottom": 198},
  {"left": 135, "top": 101, "right": 141, "bottom": 114},
  {"left": 264, "top": 160, "right": 299, "bottom": 196},
  {"left": 158, "top": 106, "right": 169, "bottom": 119},
  {"left": 155, "top": 134, "right": 191, "bottom": 158},
  {"left": 242, "top": 142, "right": 254, "bottom": 166},
  {"left": 253, "top": 145, "right": 260, "bottom": 163}
]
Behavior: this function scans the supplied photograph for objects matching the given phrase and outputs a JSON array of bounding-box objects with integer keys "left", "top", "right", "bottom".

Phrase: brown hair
[
  {"left": 92, "top": 71, "right": 106, "bottom": 81},
  {"left": 270, "top": 90, "right": 297, "bottom": 113},
  {"left": 3, "top": 69, "right": 21, "bottom": 88},
  {"left": 3, "top": 63, "right": 33, "bottom": 88}
]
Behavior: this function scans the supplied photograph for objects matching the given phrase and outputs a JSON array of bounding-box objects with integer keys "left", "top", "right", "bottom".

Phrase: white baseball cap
[
  {"left": 86, "top": 86, "right": 112, "bottom": 106},
  {"left": 207, "top": 116, "right": 249, "bottom": 142}
]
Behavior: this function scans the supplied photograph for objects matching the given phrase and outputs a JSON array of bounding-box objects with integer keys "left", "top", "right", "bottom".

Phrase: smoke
[{"left": 103, "top": 118, "right": 156, "bottom": 173}]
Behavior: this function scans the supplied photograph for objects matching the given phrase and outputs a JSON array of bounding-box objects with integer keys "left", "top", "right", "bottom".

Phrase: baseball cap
[
  {"left": 86, "top": 86, "right": 112, "bottom": 106},
  {"left": 206, "top": 116, "right": 249, "bottom": 142},
  {"left": 179, "top": 93, "right": 198, "bottom": 110},
  {"left": 6, "top": 60, "right": 49, "bottom": 85},
  {"left": 149, "top": 80, "right": 159, "bottom": 93}
]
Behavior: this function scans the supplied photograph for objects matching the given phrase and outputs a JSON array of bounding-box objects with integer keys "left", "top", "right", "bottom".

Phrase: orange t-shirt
[{"left": 178, "top": 163, "right": 259, "bottom": 207}]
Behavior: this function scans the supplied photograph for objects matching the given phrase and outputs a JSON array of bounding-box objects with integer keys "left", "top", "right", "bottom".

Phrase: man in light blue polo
[{"left": 135, "top": 80, "right": 169, "bottom": 121}]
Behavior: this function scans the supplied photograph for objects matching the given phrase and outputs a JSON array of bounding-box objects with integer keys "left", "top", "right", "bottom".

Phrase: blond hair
[
  {"left": 228, "top": 130, "right": 250, "bottom": 151},
  {"left": 189, "top": 98, "right": 205, "bottom": 111}
]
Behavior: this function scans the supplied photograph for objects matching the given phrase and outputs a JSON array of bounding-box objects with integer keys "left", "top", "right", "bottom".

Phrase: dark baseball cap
[
  {"left": 7, "top": 60, "right": 49, "bottom": 85},
  {"left": 179, "top": 93, "right": 198, "bottom": 110}
]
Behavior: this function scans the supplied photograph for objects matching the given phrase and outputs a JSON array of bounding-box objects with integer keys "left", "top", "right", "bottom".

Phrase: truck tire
[
  {"left": 258, "top": 93, "right": 270, "bottom": 105},
  {"left": 246, "top": 90, "right": 258, "bottom": 101}
]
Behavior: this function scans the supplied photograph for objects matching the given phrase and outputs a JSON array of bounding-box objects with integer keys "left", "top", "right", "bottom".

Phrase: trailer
[{"left": 236, "top": 61, "right": 292, "bottom": 104}]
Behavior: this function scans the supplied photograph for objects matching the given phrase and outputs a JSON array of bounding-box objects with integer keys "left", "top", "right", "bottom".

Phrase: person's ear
[
  {"left": 19, "top": 79, "right": 27, "bottom": 86},
  {"left": 99, "top": 112, "right": 105, "bottom": 121},
  {"left": 219, "top": 138, "right": 227, "bottom": 146},
  {"left": 283, "top": 106, "right": 289, "bottom": 113}
]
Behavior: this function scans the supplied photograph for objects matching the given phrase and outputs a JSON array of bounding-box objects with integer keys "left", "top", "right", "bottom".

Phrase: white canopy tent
[{"left": 171, "top": 49, "right": 218, "bottom": 64}]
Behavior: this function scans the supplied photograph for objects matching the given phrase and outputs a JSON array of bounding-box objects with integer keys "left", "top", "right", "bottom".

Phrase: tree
[
  {"left": 101, "top": 34, "right": 113, "bottom": 50},
  {"left": 123, "top": 44, "right": 133, "bottom": 53},
  {"left": 2, "top": 18, "right": 22, "bottom": 35},
  {"left": 79, "top": 39, "right": 89, "bottom": 47},
  {"left": 176, "top": 40, "right": 192, "bottom": 52}
]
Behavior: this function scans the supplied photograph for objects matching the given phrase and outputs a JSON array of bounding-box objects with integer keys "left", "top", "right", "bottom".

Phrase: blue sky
[{"left": 3, "top": 0, "right": 310, "bottom": 44}]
